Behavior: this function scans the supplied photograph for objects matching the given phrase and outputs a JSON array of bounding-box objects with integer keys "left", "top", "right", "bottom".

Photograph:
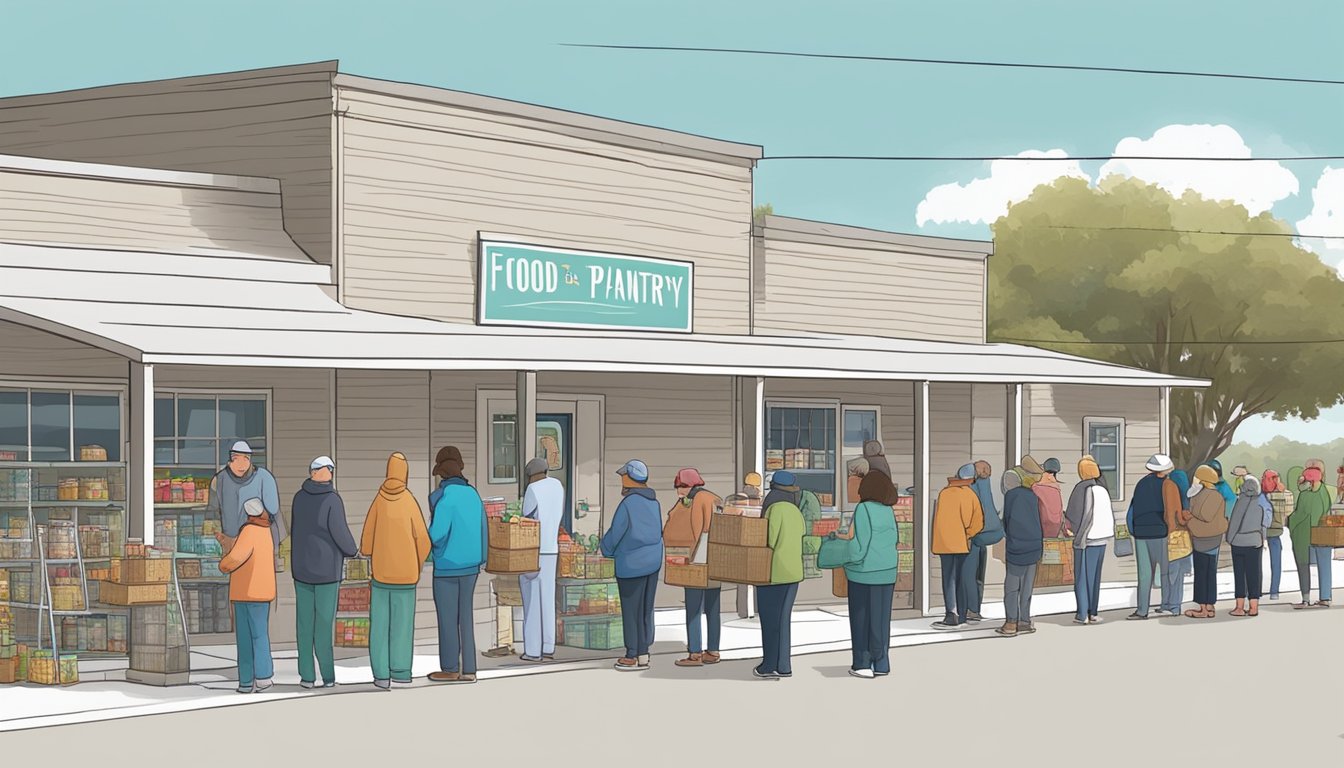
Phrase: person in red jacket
[{"left": 1033, "top": 458, "right": 1067, "bottom": 538}]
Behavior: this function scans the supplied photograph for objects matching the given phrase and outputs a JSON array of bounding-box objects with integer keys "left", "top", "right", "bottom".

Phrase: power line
[
  {"left": 1018, "top": 224, "right": 1344, "bottom": 241},
  {"left": 999, "top": 337, "right": 1344, "bottom": 346},
  {"left": 761, "top": 154, "right": 1343, "bottom": 162},
  {"left": 561, "top": 43, "right": 1344, "bottom": 86}
]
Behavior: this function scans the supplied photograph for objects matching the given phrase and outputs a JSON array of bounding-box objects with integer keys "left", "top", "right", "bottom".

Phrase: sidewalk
[{"left": 2, "top": 556, "right": 1328, "bottom": 733}]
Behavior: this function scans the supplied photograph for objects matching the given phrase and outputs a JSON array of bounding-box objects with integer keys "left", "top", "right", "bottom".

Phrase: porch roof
[{"left": 0, "top": 242, "right": 1209, "bottom": 388}]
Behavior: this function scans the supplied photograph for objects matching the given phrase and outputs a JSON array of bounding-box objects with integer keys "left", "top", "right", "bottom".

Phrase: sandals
[
  {"left": 1184, "top": 609, "right": 1213, "bottom": 619},
  {"left": 1229, "top": 608, "right": 1247, "bottom": 617}
]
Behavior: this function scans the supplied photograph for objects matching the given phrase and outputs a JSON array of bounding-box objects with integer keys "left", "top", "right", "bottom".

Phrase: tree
[
  {"left": 989, "top": 176, "right": 1344, "bottom": 471},
  {"left": 753, "top": 203, "right": 774, "bottom": 224}
]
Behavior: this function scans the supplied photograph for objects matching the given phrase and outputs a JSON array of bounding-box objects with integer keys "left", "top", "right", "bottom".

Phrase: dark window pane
[
  {"left": 219, "top": 399, "right": 266, "bottom": 442},
  {"left": 154, "top": 440, "right": 175, "bottom": 466},
  {"left": 177, "top": 398, "right": 215, "bottom": 438},
  {"left": 0, "top": 389, "right": 27, "bottom": 461},
  {"left": 179, "top": 439, "right": 216, "bottom": 466},
  {"left": 1091, "top": 445, "right": 1119, "bottom": 470},
  {"left": 74, "top": 394, "right": 121, "bottom": 462},
  {"left": 153, "top": 395, "right": 174, "bottom": 439},
  {"left": 31, "top": 391, "right": 71, "bottom": 463},
  {"left": 781, "top": 409, "right": 797, "bottom": 430}
]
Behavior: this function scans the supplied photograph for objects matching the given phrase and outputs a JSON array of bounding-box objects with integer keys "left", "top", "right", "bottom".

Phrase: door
[{"left": 536, "top": 413, "right": 573, "bottom": 535}]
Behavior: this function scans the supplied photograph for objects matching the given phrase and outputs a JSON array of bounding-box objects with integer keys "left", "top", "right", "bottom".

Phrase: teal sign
[{"left": 477, "top": 239, "right": 694, "bottom": 332}]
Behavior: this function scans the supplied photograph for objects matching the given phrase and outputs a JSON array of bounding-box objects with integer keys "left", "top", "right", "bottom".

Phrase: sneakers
[
  {"left": 391, "top": 678, "right": 414, "bottom": 687},
  {"left": 254, "top": 678, "right": 274, "bottom": 692},
  {"left": 519, "top": 655, "right": 545, "bottom": 663},
  {"left": 1017, "top": 622, "right": 1037, "bottom": 634},
  {"left": 1126, "top": 612, "right": 1148, "bottom": 621},
  {"left": 1072, "top": 617, "right": 1088, "bottom": 625},
  {"left": 995, "top": 622, "right": 1018, "bottom": 637},
  {"left": 675, "top": 654, "right": 704, "bottom": 667},
  {"left": 1088, "top": 616, "right": 1103, "bottom": 624},
  {"left": 542, "top": 653, "right": 556, "bottom": 661},
  {"left": 482, "top": 646, "right": 513, "bottom": 658},
  {"left": 614, "top": 657, "right": 641, "bottom": 671},
  {"left": 1292, "top": 601, "right": 1312, "bottom": 610},
  {"left": 637, "top": 655, "right": 650, "bottom": 669},
  {"left": 702, "top": 652, "right": 721, "bottom": 664},
  {"left": 373, "top": 679, "right": 391, "bottom": 690},
  {"left": 848, "top": 668, "right": 876, "bottom": 679},
  {"left": 965, "top": 611, "right": 983, "bottom": 623},
  {"left": 1314, "top": 601, "right": 1332, "bottom": 609},
  {"left": 322, "top": 681, "right": 337, "bottom": 689},
  {"left": 428, "top": 671, "right": 461, "bottom": 683},
  {"left": 931, "top": 619, "right": 961, "bottom": 631},
  {"left": 458, "top": 674, "right": 477, "bottom": 684},
  {"left": 300, "top": 680, "right": 315, "bottom": 690},
  {"left": 1152, "top": 609, "right": 1171, "bottom": 616},
  {"left": 752, "top": 666, "right": 780, "bottom": 680},
  {"left": 236, "top": 685, "right": 253, "bottom": 694}
]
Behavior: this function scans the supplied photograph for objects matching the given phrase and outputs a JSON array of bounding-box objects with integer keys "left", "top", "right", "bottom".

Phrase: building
[{"left": 0, "top": 62, "right": 1206, "bottom": 655}]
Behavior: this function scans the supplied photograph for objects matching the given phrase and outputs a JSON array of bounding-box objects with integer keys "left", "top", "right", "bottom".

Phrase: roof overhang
[{"left": 0, "top": 244, "right": 1208, "bottom": 389}]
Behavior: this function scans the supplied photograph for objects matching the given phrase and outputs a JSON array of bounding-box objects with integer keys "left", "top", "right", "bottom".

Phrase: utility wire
[
  {"left": 761, "top": 154, "right": 1343, "bottom": 162},
  {"left": 561, "top": 43, "right": 1344, "bottom": 86},
  {"left": 998, "top": 337, "right": 1344, "bottom": 346},
  {"left": 1015, "top": 224, "right": 1344, "bottom": 240}
]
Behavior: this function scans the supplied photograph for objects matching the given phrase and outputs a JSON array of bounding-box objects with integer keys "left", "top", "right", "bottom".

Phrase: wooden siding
[
  {"left": 755, "top": 237, "right": 986, "bottom": 343},
  {"left": 0, "top": 169, "right": 305, "bottom": 259},
  {"left": 0, "top": 319, "right": 128, "bottom": 380},
  {"left": 337, "top": 89, "right": 753, "bottom": 333},
  {"left": 0, "top": 66, "right": 334, "bottom": 262},
  {"left": 926, "top": 384, "right": 974, "bottom": 607}
]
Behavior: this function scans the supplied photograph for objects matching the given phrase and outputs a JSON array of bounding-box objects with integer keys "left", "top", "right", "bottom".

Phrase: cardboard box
[
  {"left": 707, "top": 543, "right": 772, "bottom": 585},
  {"left": 665, "top": 563, "right": 709, "bottom": 589},
  {"left": 765, "top": 450, "right": 785, "bottom": 471},
  {"left": 488, "top": 519, "right": 541, "bottom": 550},
  {"left": 1034, "top": 564, "right": 1074, "bottom": 588},
  {"left": 486, "top": 546, "right": 540, "bottom": 575},
  {"left": 0, "top": 656, "right": 16, "bottom": 684},
  {"left": 116, "top": 558, "right": 173, "bottom": 585},
  {"left": 709, "top": 514, "right": 768, "bottom": 547},
  {"left": 493, "top": 577, "right": 523, "bottom": 607},
  {"left": 1311, "top": 526, "right": 1344, "bottom": 547},
  {"left": 98, "top": 581, "right": 168, "bottom": 606}
]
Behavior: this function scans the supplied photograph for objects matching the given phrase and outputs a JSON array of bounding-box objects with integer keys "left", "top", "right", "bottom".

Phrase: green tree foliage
[
  {"left": 753, "top": 203, "right": 774, "bottom": 224},
  {"left": 1216, "top": 436, "right": 1344, "bottom": 485},
  {"left": 990, "top": 176, "right": 1344, "bottom": 471}
]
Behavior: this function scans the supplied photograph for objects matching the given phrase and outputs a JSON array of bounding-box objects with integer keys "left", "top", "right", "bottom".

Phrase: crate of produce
[
  {"left": 338, "top": 583, "right": 371, "bottom": 613},
  {"left": 1035, "top": 563, "right": 1074, "bottom": 588},
  {"left": 488, "top": 518, "right": 541, "bottom": 550},
  {"left": 79, "top": 478, "right": 109, "bottom": 501},
  {"left": 99, "top": 581, "right": 168, "bottom": 606},
  {"left": 0, "top": 655, "right": 16, "bottom": 684},
  {"left": 117, "top": 557, "right": 173, "bottom": 584},
  {"left": 80, "top": 445, "right": 108, "bottom": 462},
  {"left": 896, "top": 572, "right": 914, "bottom": 592},
  {"left": 709, "top": 514, "right": 768, "bottom": 547},
  {"left": 486, "top": 546, "right": 540, "bottom": 575},
  {"left": 176, "top": 558, "right": 202, "bottom": 580},
  {"left": 707, "top": 543, "right": 772, "bottom": 585},
  {"left": 492, "top": 577, "right": 523, "bottom": 607},
  {"left": 335, "top": 618, "right": 370, "bottom": 648},
  {"left": 765, "top": 450, "right": 785, "bottom": 471},
  {"left": 483, "top": 497, "right": 507, "bottom": 518},
  {"left": 1311, "top": 522, "right": 1344, "bottom": 547},
  {"left": 665, "top": 562, "right": 709, "bottom": 589}
]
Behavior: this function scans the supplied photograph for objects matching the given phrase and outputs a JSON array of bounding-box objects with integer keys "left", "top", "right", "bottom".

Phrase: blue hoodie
[
  {"left": 600, "top": 486, "right": 663, "bottom": 578},
  {"left": 1170, "top": 470, "right": 1192, "bottom": 511},
  {"left": 970, "top": 476, "right": 1004, "bottom": 546},
  {"left": 428, "top": 477, "right": 487, "bottom": 578},
  {"left": 1207, "top": 460, "right": 1237, "bottom": 518}
]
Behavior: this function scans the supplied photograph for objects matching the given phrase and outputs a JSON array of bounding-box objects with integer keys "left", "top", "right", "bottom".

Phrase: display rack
[{"left": 335, "top": 557, "right": 371, "bottom": 648}]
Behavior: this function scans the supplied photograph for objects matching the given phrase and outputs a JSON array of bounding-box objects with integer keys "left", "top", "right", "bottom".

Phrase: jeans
[
  {"left": 1312, "top": 547, "right": 1334, "bottom": 602},
  {"left": 294, "top": 581, "right": 338, "bottom": 685},
  {"left": 433, "top": 573, "right": 479, "bottom": 674},
  {"left": 520, "top": 554, "right": 558, "bottom": 658},
  {"left": 233, "top": 601, "right": 273, "bottom": 687},
  {"left": 846, "top": 581, "right": 894, "bottom": 673},
  {"left": 757, "top": 582, "right": 799, "bottom": 675},
  {"left": 1003, "top": 562, "right": 1037, "bottom": 623},
  {"left": 1134, "top": 538, "right": 1169, "bottom": 616},
  {"left": 939, "top": 553, "right": 969, "bottom": 623},
  {"left": 961, "top": 544, "right": 987, "bottom": 613},
  {"left": 1230, "top": 545, "right": 1262, "bottom": 600},
  {"left": 1267, "top": 536, "right": 1283, "bottom": 596},
  {"left": 1072, "top": 545, "right": 1106, "bottom": 620},
  {"left": 685, "top": 587, "right": 722, "bottom": 654},
  {"left": 1192, "top": 550, "right": 1219, "bottom": 606},
  {"left": 1164, "top": 555, "right": 1191, "bottom": 613},
  {"left": 370, "top": 581, "right": 417, "bottom": 682},
  {"left": 616, "top": 572, "right": 658, "bottom": 659}
]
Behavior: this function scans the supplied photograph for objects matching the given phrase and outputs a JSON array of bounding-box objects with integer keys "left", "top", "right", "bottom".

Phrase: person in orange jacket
[
  {"left": 360, "top": 452, "right": 432, "bottom": 690},
  {"left": 930, "top": 464, "right": 985, "bottom": 630},
  {"left": 664, "top": 467, "right": 723, "bottom": 667},
  {"left": 219, "top": 497, "right": 277, "bottom": 693}
]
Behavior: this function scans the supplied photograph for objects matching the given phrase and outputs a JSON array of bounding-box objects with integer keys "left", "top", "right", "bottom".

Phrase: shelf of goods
[
  {"left": 105, "top": 543, "right": 190, "bottom": 686},
  {"left": 335, "top": 558, "right": 371, "bottom": 648},
  {"left": 554, "top": 534, "right": 622, "bottom": 650}
]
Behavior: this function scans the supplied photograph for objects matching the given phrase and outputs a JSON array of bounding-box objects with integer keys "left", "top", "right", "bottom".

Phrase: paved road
[{"left": 6, "top": 602, "right": 1342, "bottom": 762}]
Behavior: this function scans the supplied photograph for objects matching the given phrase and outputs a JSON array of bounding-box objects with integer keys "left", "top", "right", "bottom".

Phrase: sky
[{"left": 3, "top": 0, "right": 1343, "bottom": 446}]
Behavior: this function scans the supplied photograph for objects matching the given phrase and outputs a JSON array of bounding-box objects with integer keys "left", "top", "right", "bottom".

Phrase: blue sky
[{"left": 4, "top": 0, "right": 1343, "bottom": 445}]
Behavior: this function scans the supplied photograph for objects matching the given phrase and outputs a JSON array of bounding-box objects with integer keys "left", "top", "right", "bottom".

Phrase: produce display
[{"left": 555, "top": 531, "right": 622, "bottom": 651}]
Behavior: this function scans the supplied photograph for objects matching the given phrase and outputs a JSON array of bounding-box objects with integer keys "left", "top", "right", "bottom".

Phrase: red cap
[{"left": 674, "top": 468, "right": 705, "bottom": 488}]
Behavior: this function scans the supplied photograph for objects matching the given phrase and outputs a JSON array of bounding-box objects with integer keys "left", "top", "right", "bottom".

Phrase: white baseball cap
[
  {"left": 310, "top": 455, "right": 336, "bottom": 472},
  {"left": 229, "top": 441, "right": 253, "bottom": 455}
]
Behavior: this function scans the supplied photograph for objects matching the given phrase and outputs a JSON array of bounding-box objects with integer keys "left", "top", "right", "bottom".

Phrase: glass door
[{"left": 536, "top": 414, "right": 573, "bottom": 535}]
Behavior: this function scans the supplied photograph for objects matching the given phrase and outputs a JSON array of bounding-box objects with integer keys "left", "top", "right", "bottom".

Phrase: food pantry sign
[{"left": 477, "top": 239, "right": 694, "bottom": 332}]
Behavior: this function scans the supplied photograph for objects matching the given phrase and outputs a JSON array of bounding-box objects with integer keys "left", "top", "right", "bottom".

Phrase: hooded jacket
[
  {"left": 970, "top": 473, "right": 1004, "bottom": 546},
  {"left": 601, "top": 486, "right": 664, "bottom": 578},
  {"left": 1227, "top": 476, "right": 1267, "bottom": 548},
  {"left": 1001, "top": 471, "right": 1044, "bottom": 566},
  {"left": 1065, "top": 478, "right": 1114, "bottom": 549},
  {"left": 207, "top": 463, "right": 285, "bottom": 551},
  {"left": 428, "top": 476, "right": 488, "bottom": 578},
  {"left": 219, "top": 515, "right": 277, "bottom": 602},
  {"left": 359, "top": 453, "right": 432, "bottom": 586},
  {"left": 931, "top": 478, "right": 984, "bottom": 555},
  {"left": 290, "top": 478, "right": 359, "bottom": 585}
]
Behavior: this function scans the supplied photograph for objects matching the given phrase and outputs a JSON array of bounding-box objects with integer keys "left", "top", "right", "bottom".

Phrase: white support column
[
  {"left": 736, "top": 376, "right": 765, "bottom": 619},
  {"left": 1008, "top": 383, "right": 1023, "bottom": 468},
  {"left": 1159, "top": 387, "right": 1171, "bottom": 456},
  {"left": 914, "top": 380, "right": 932, "bottom": 617},
  {"left": 516, "top": 371, "right": 538, "bottom": 500},
  {"left": 128, "top": 361, "right": 154, "bottom": 545}
]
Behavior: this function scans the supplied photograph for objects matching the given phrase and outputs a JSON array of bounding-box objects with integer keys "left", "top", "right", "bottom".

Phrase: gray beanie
[{"left": 1002, "top": 470, "right": 1023, "bottom": 494}]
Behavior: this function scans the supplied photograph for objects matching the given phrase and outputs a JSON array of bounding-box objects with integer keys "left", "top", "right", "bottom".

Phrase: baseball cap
[
  {"left": 309, "top": 455, "right": 335, "bottom": 472},
  {"left": 616, "top": 459, "right": 649, "bottom": 483},
  {"left": 230, "top": 441, "right": 253, "bottom": 455},
  {"left": 771, "top": 470, "right": 798, "bottom": 489}
]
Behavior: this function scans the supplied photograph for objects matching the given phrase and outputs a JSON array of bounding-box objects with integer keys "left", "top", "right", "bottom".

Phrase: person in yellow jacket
[
  {"left": 219, "top": 498, "right": 277, "bottom": 694},
  {"left": 360, "top": 452, "right": 432, "bottom": 690},
  {"left": 930, "top": 464, "right": 985, "bottom": 629}
]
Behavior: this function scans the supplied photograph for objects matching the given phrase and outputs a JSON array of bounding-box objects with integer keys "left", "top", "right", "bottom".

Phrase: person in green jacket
[
  {"left": 838, "top": 470, "right": 900, "bottom": 679},
  {"left": 1289, "top": 466, "right": 1334, "bottom": 609},
  {"left": 754, "top": 471, "right": 805, "bottom": 680}
]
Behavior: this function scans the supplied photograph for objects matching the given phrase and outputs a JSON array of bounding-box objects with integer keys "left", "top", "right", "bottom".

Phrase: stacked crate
[
  {"left": 707, "top": 514, "right": 772, "bottom": 585},
  {"left": 1036, "top": 539, "right": 1076, "bottom": 587},
  {"left": 485, "top": 519, "right": 541, "bottom": 575},
  {"left": 129, "top": 604, "right": 188, "bottom": 676},
  {"left": 556, "top": 579, "right": 623, "bottom": 651},
  {"left": 336, "top": 558, "right": 371, "bottom": 648}
]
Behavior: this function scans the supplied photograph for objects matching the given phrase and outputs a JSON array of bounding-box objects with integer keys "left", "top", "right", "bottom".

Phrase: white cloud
[
  {"left": 1297, "top": 166, "right": 1344, "bottom": 276},
  {"left": 1234, "top": 403, "right": 1344, "bottom": 446},
  {"left": 914, "top": 149, "right": 1088, "bottom": 226},
  {"left": 1099, "top": 124, "right": 1298, "bottom": 215}
]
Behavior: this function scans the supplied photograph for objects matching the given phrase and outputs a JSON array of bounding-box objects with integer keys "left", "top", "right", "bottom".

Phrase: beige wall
[
  {"left": 0, "top": 320, "right": 127, "bottom": 381},
  {"left": 0, "top": 64, "right": 335, "bottom": 263},
  {"left": 337, "top": 88, "right": 754, "bottom": 333},
  {"left": 754, "top": 236, "right": 987, "bottom": 343}
]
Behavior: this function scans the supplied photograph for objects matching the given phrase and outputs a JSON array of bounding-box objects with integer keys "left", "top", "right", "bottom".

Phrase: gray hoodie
[{"left": 1226, "top": 476, "right": 1266, "bottom": 548}]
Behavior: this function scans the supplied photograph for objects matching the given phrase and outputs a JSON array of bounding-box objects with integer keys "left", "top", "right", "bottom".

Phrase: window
[
  {"left": 0, "top": 387, "right": 123, "bottom": 463},
  {"left": 841, "top": 406, "right": 880, "bottom": 510},
  {"left": 154, "top": 393, "right": 269, "bottom": 468},
  {"left": 766, "top": 403, "right": 838, "bottom": 507},
  {"left": 489, "top": 412, "right": 517, "bottom": 484},
  {"left": 1084, "top": 417, "right": 1125, "bottom": 501}
]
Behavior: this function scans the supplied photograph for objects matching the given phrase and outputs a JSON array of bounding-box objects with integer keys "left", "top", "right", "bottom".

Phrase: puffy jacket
[
  {"left": 931, "top": 479, "right": 984, "bottom": 555},
  {"left": 219, "top": 517, "right": 277, "bottom": 602},
  {"left": 601, "top": 487, "right": 664, "bottom": 578}
]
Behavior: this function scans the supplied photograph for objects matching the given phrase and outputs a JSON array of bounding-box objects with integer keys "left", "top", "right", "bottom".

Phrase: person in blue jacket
[
  {"left": 426, "top": 446, "right": 487, "bottom": 684},
  {"left": 602, "top": 459, "right": 663, "bottom": 672}
]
